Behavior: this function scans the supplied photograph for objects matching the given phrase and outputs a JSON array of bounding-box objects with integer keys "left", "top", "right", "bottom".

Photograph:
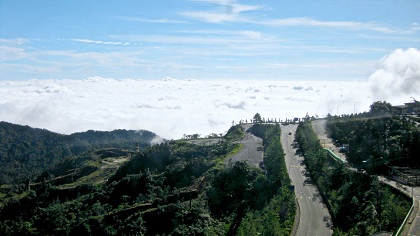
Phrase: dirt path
[{"left": 225, "top": 124, "right": 264, "bottom": 168}]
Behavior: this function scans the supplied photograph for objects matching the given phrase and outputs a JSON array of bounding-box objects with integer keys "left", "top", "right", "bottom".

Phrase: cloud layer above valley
[
  {"left": 1, "top": 48, "right": 419, "bottom": 140},
  {"left": 0, "top": 77, "right": 371, "bottom": 139}
]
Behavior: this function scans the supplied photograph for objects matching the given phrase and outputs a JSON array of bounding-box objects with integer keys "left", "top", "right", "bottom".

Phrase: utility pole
[{"left": 354, "top": 102, "right": 359, "bottom": 114}]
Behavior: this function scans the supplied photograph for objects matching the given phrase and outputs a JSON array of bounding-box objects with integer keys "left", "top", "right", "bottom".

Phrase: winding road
[
  {"left": 225, "top": 123, "right": 333, "bottom": 235},
  {"left": 281, "top": 124, "right": 333, "bottom": 236},
  {"left": 313, "top": 119, "right": 420, "bottom": 236}
]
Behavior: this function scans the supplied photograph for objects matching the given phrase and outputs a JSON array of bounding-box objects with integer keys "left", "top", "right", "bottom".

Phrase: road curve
[
  {"left": 281, "top": 124, "right": 333, "bottom": 236},
  {"left": 313, "top": 119, "right": 420, "bottom": 235},
  {"left": 312, "top": 119, "right": 348, "bottom": 163}
]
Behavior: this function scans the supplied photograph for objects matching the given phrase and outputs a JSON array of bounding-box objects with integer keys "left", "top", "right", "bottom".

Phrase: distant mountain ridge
[{"left": 0, "top": 121, "right": 160, "bottom": 184}]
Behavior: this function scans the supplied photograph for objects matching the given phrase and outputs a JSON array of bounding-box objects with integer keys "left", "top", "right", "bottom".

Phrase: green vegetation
[
  {"left": 326, "top": 102, "right": 420, "bottom": 176},
  {"left": 296, "top": 121, "right": 411, "bottom": 235},
  {"left": 224, "top": 124, "right": 245, "bottom": 141},
  {"left": 34, "top": 149, "right": 130, "bottom": 188},
  {"left": 253, "top": 113, "right": 263, "bottom": 123},
  {"left": 237, "top": 189, "right": 295, "bottom": 236},
  {"left": 0, "top": 121, "right": 157, "bottom": 184},
  {"left": 0, "top": 123, "right": 295, "bottom": 235},
  {"left": 237, "top": 124, "right": 295, "bottom": 235}
]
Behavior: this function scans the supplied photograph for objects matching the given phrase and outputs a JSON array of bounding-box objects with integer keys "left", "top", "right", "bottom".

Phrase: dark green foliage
[
  {"left": 261, "top": 125, "right": 291, "bottom": 188},
  {"left": 0, "top": 121, "right": 158, "bottom": 184},
  {"left": 253, "top": 113, "right": 263, "bottom": 123},
  {"left": 369, "top": 101, "right": 396, "bottom": 116},
  {"left": 247, "top": 123, "right": 268, "bottom": 140},
  {"left": 326, "top": 111, "right": 420, "bottom": 172},
  {"left": 249, "top": 124, "right": 291, "bottom": 192},
  {"left": 236, "top": 124, "right": 295, "bottom": 235},
  {"left": 208, "top": 161, "right": 260, "bottom": 217},
  {"left": 296, "top": 121, "right": 411, "bottom": 235},
  {"left": 237, "top": 187, "right": 295, "bottom": 236},
  {"left": 108, "top": 142, "right": 215, "bottom": 185},
  {"left": 0, "top": 124, "right": 295, "bottom": 235},
  {"left": 34, "top": 153, "right": 98, "bottom": 185},
  {"left": 225, "top": 125, "right": 244, "bottom": 141},
  {"left": 0, "top": 139, "right": 229, "bottom": 235},
  {"left": 0, "top": 122, "right": 72, "bottom": 184},
  {"left": 70, "top": 129, "right": 156, "bottom": 151}
]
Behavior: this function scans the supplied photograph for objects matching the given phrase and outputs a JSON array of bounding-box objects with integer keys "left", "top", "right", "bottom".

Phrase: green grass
[
  {"left": 227, "top": 143, "right": 244, "bottom": 157},
  {"left": 57, "top": 157, "right": 128, "bottom": 188},
  {"left": 225, "top": 125, "right": 245, "bottom": 142}
]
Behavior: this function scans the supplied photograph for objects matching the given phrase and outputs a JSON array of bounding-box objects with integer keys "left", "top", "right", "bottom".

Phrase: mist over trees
[
  {"left": 0, "top": 121, "right": 157, "bottom": 184},
  {"left": 0, "top": 123, "right": 295, "bottom": 235},
  {"left": 1, "top": 100, "right": 417, "bottom": 235}
]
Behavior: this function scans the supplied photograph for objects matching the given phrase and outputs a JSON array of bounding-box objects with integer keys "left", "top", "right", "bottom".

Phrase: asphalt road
[
  {"left": 312, "top": 119, "right": 420, "bottom": 235},
  {"left": 281, "top": 124, "right": 333, "bottom": 236},
  {"left": 312, "top": 119, "right": 347, "bottom": 163}
]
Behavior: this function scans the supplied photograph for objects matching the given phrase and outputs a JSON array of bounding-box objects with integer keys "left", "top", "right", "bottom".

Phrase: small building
[{"left": 393, "top": 99, "right": 420, "bottom": 115}]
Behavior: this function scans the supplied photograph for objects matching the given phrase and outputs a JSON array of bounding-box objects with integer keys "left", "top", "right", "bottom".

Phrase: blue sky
[{"left": 1, "top": 0, "right": 419, "bottom": 81}]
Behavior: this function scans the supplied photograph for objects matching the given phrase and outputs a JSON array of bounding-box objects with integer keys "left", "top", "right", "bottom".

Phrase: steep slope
[
  {"left": 0, "top": 121, "right": 159, "bottom": 184},
  {"left": 0, "top": 124, "right": 295, "bottom": 235}
]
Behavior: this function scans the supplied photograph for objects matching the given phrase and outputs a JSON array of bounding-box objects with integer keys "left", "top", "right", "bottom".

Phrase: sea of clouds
[{"left": 0, "top": 48, "right": 418, "bottom": 139}]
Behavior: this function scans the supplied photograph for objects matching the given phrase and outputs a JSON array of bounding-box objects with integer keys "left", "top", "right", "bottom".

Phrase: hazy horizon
[{"left": 1, "top": 1, "right": 419, "bottom": 138}]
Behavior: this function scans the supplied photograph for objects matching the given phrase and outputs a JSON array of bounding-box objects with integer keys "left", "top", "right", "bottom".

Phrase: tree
[
  {"left": 253, "top": 113, "right": 262, "bottom": 123},
  {"left": 369, "top": 101, "right": 394, "bottom": 116}
]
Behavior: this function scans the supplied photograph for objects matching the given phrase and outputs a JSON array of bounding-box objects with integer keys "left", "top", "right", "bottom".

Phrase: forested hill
[
  {"left": 0, "top": 121, "right": 159, "bottom": 184},
  {"left": 326, "top": 101, "right": 420, "bottom": 173},
  {"left": 0, "top": 124, "right": 295, "bottom": 235}
]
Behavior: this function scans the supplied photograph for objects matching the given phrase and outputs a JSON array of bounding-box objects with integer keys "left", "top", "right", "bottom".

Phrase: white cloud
[
  {"left": 71, "top": 38, "right": 130, "bottom": 46},
  {"left": 0, "top": 63, "right": 59, "bottom": 73},
  {"left": 184, "top": 30, "right": 267, "bottom": 41},
  {"left": 237, "top": 31, "right": 262, "bottom": 40},
  {"left": 181, "top": 0, "right": 262, "bottom": 23},
  {"left": 0, "top": 78, "right": 372, "bottom": 139},
  {"left": 115, "top": 16, "right": 186, "bottom": 24},
  {"left": 180, "top": 11, "right": 244, "bottom": 23},
  {"left": 112, "top": 33, "right": 257, "bottom": 45},
  {"left": 36, "top": 50, "right": 147, "bottom": 68},
  {"left": 266, "top": 63, "right": 332, "bottom": 68},
  {"left": 369, "top": 48, "right": 420, "bottom": 103},
  {"left": 182, "top": 0, "right": 393, "bottom": 33},
  {"left": 190, "top": 0, "right": 263, "bottom": 14},
  {"left": 262, "top": 18, "right": 394, "bottom": 33},
  {"left": 0, "top": 38, "right": 28, "bottom": 45},
  {"left": 0, "top": 46, "right": 28, "bottom": 61},
  {"left": 215, "top": 100, "right": 246, "bottom": 109}
]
